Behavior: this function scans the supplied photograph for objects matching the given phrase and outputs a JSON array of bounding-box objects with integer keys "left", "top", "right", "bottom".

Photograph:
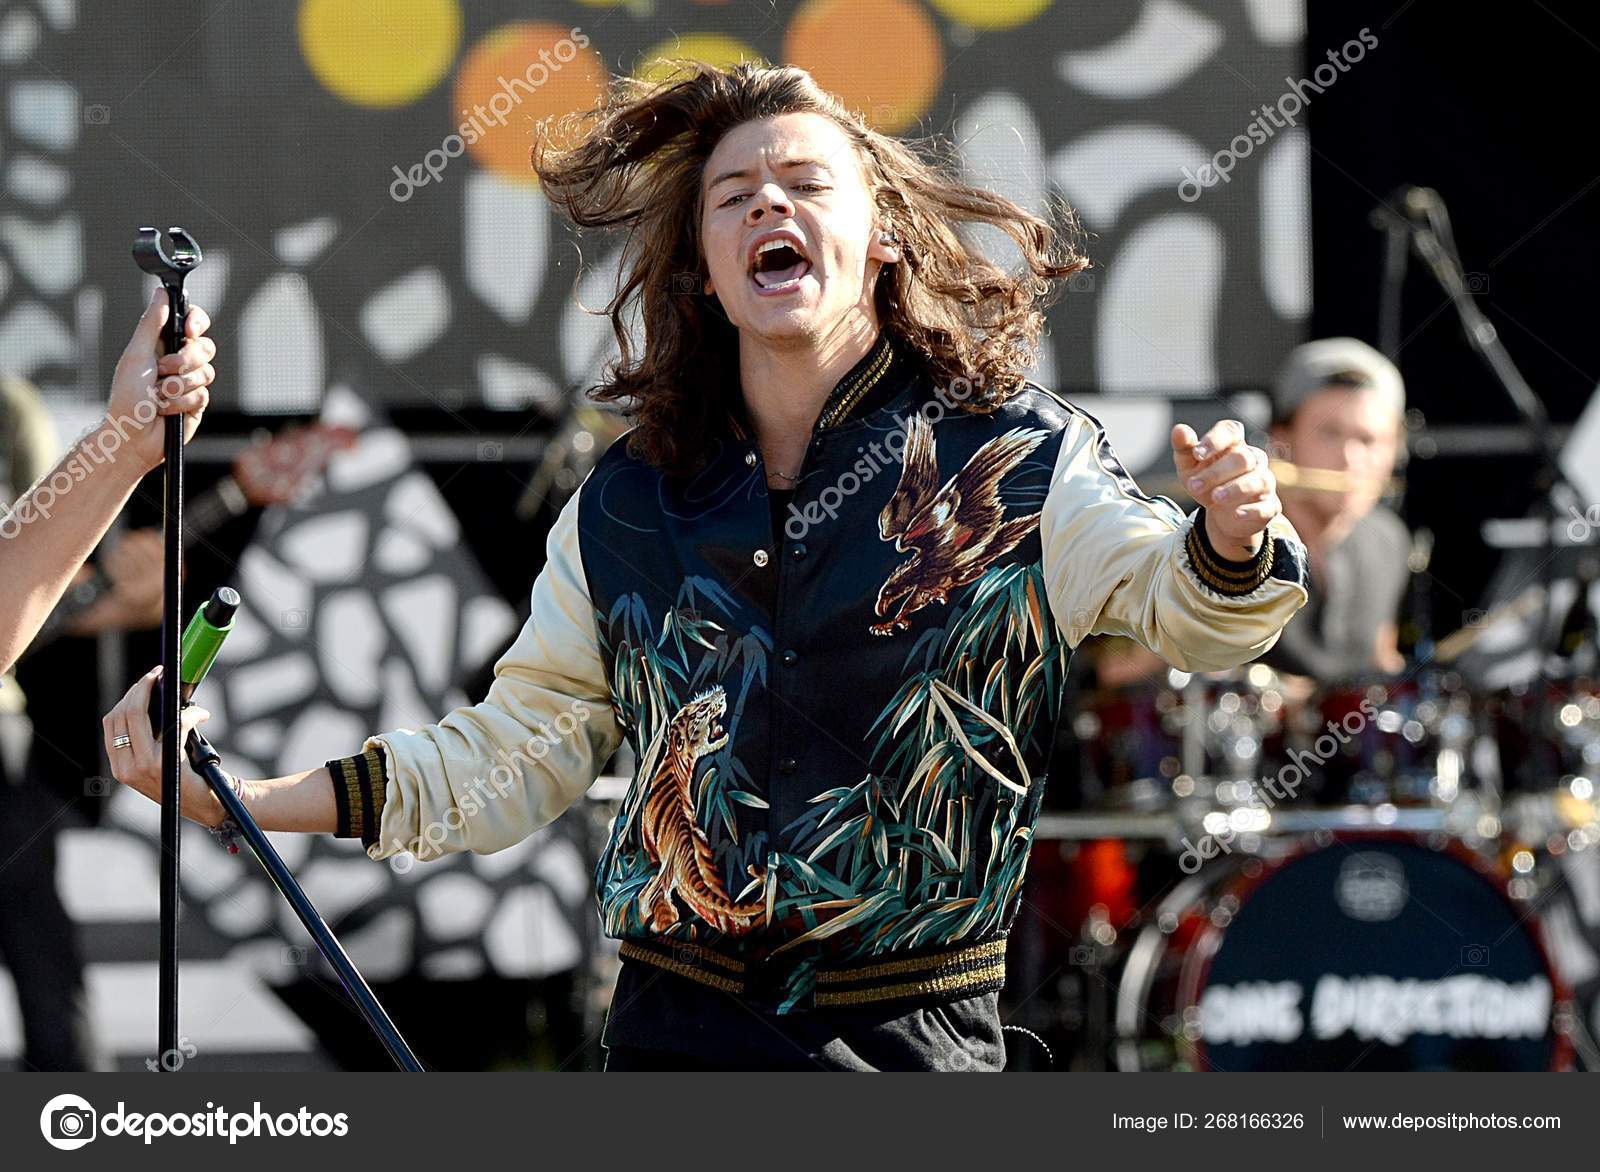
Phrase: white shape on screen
[
  {"left": 418, "top": 873, "right": 495, "bottom": 940},
  {"left": 1260, "top": 127, "right": 1310, "bottom": 320},
  {"left": 0, "top": 211, "right": 80, "bottom": 293},
  {"left": 360, "top": 264, "right": 450, "bottom": 364},
  {"left": 478, "top": 352, "right": 564, "bottom": 415},
  {"left": 1057, "top": 0, "right": 1222, "bottom": 100},
  {"left": 240, "top": 271, "right": 325, "bottom": 414},
  {"left": 383, "top": 574, "right": 456, "bottom": 693},
  {"left": 280, "top": 703, "right": 371, "bottom": 778},
  {"left": 226, "top": 652, "right": 318, "bottom": 722},
  {"left": 485, "top": 885, "right": 582, "bottom": 978},
  {"left": 0, "top": 301, "right": 72, "bottom": 377},
  {"left": 274, "top": 216, "right": 338, "bottom": 267},
  {"left": 386, "top": 470, "right": 460, "bottom": 546},
  {"left": 1242, "top": 0, "right": 1304, "bottom": 46},
  {"left": 7, "top": 80, "right": 78, "bottom": 150},
  {"left": 6, "top": 156, "right": 70, "bottom": 204},
  {"left": 280, "top": 510, "right": 370, "bottom": 581},
  {"left": 0, "top": 9, "right": 42, "bottom": 62},
  {"left": 1097, "top": 213, "right": 1221, "bottom": 394},
  {"left": 1050, "top": 124, "right": 1209, "bottom": 229},
  {"left": 466, "top": 170, "right": 550, "bottom": 325}
]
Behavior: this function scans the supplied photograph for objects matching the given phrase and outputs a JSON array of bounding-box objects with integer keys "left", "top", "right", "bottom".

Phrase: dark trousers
[{"left": 0, "top": 764, "right": 96, "bottom": 1070}]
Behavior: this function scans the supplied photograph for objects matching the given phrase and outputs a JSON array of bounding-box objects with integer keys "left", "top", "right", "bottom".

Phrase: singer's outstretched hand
[
  {"left": 1170, "top": 420, "right": 1281, "bottom": 561},
  {"left": 103, "top": 666, "right": 341, "bottom": 835},
  {"left": 103, "top": 667, "right": 225, "bottom": 827}
]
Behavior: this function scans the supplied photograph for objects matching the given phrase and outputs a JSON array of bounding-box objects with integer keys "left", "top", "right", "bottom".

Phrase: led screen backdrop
[
  {"left": 0, "top": 0, "right": 1313, "bottom": 1068},
  {"left": 3, "top": 0, "right": 1309, "bottom": 421}
]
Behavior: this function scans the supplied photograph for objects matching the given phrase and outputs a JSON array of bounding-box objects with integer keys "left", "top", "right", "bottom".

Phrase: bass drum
[{"left": 1116, "top": 833, "right": 1569, "bottom": 1070}]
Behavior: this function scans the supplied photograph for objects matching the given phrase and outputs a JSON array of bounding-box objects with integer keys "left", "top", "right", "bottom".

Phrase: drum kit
[{"left": 1025, "top": 662, "right": 1600, "bottom": 1071}]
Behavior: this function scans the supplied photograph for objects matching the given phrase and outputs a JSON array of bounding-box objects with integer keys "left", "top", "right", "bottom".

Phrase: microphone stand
[
  {"left": 187, "top": 731, "right": 425, "bottom": 1071},
  {"left": 1374, "top": 191, "right": 1573, "bottom": 787},
  {"left": 132, "top": 227, "right": 198, "bottom": 1070},
  {"left": 133, "top": 228, "right": 423, "bottom": 1072}
]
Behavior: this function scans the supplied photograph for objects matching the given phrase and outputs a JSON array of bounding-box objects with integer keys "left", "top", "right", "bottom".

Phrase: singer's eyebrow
[{"left": 707, "top": 157, "right": 831, "bottom": 191}]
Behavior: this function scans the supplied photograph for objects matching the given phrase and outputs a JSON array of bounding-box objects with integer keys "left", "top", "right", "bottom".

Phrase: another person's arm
[
  {"left": 1040, "top": 412, "right": 1310, "bottom": 672},
  {"left": 63, "top": 528, "right": 167, "bottom": 635},
  {"left": 0, "top": 288, "right": 215, "bottom": 672},
  {"left": 104, "top": 490, "right": 624, "bottom": 860}
]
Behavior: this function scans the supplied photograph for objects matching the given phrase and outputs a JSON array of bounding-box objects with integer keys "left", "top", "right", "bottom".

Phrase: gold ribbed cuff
[
  {"left": 327, "top": 747, "right": 387, "bottom": 847},
  {"left": 1185, "top": 511, "right": 1275, "bottom": 597}
]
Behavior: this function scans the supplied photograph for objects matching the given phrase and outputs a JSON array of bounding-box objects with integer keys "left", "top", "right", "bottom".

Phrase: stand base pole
[{"left": 188, "top": 730, "right": 425, "bottom": 1072}]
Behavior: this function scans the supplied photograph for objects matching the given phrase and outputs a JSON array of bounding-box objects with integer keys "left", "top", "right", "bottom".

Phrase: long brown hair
[{"left": 533, "top": 62, "right": 1086, "bottom": 477}]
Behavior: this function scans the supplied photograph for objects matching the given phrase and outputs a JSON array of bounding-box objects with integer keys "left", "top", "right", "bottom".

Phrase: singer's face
[
  {"left": 1278, "top": 385, "right": 1401, "bottom": 518},
  {"left": 698, "top": 113, "right": 894, "bottom": 347}
]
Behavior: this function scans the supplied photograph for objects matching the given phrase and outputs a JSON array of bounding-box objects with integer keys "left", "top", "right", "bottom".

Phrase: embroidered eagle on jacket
[{"left": 870, "top": 416, "right": 1051, "bottom": 636}]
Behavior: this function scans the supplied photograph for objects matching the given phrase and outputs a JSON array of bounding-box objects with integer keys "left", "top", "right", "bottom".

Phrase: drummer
[
  {"left": 1257, "top": 337, "right": 1409, "bottom": 681},
  {"left": 1094, "top": 337, "right": 1409, "bottom": 689}
]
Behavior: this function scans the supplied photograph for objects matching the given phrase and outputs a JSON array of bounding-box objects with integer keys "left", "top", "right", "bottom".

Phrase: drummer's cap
[{"left": 1272, "top": 337, "right": 1405, "bottom": 425}]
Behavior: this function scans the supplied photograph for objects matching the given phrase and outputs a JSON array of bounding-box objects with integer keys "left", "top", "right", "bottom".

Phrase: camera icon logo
[{"left": 40, "top": 1093, "right": 97, "bottom": 1150}]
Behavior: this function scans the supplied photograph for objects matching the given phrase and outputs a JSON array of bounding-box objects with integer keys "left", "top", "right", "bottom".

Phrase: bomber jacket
[{"left": 327, "top": 333, "right": 1309, "bottom": 1028}]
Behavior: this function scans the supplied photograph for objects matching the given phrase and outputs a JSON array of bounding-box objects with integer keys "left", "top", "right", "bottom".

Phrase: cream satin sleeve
[
  {"left": 346, "top": 488, "right": 623, "bottom": 862},
  {"left": 1037, "top": 408, "right": 1310, "bottom": 673}
]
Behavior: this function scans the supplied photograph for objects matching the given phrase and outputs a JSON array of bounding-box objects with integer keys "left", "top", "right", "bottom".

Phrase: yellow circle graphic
[
  {"left": 635, "top": 33, "right": 765, "bottom": 85},
  {"left": 784, "top": 0, "right": 943, "bottom": 133},
  {"left": 298, "top": 0, "right": 462, "bottom": 108},
  {"left": 926, "top": 0, "right": 1054, "bottom": 30},
  {"left": 455, "top": 22, "right": 607, "bottom": 182}
]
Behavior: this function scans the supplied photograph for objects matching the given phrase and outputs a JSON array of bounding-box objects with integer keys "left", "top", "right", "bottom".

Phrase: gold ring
[{"left": 112, "top": 734, "right": 132, "bottom": 750}]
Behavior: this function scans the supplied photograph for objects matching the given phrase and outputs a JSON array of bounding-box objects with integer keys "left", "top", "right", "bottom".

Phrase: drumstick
[
  {"left": 1141, "top": 461, "right": 1400, "bottom": 499},
  {"left": 1270, "top": 460, "right": 1364, "bottom": 493}
]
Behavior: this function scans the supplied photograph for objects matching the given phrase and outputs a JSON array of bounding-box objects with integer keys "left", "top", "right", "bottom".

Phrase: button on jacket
[{"left": 329, "top": 335, "right": 1309, "bottom": 1016}]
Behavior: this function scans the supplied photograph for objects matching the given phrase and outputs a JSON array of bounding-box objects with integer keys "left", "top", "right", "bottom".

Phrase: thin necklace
[{"left": 770, "top": 468, "right": 802, "bottom": 483}]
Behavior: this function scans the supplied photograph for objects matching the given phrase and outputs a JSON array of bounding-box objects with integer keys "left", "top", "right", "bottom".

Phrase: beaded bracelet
[{"left": 212, "top": 772, "right": 245, "bottom": 855}]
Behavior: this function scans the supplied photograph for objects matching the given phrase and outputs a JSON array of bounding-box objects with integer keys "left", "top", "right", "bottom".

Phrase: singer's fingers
[
  {"left": 103, "top": 667, "right": 161, "bottom": 792},
  {"left": 1172, "top": 419, "right": 1246, "bottom": 479},
  {"left": 180, "top": 705, "right": 212, "bottom": 742},
  {"left": 1185, "top": 445, "right": 1258, "bottom": 499}
]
